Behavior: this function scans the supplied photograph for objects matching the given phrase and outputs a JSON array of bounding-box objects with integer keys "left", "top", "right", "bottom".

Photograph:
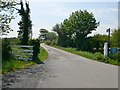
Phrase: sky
[{"left": 5, "top": 0, "right": 119, "bottom": 38}]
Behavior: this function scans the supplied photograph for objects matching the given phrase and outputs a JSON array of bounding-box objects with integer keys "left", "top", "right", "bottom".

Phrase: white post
[{"left": 104, "top": 42, "right": 108, "bottom": 57}]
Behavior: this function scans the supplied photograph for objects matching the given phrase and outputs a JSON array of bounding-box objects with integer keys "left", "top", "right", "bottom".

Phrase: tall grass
[{"left": 53, "top": 46, "right": 119, "bottom": 66}]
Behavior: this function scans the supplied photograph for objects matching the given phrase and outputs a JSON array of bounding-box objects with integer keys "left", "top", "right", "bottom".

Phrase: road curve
[
  {"left": 37, "top": 44, "right": 118, "bottom": 88},
  {"left": 2, "top": 44, "right": 118, "bottom": 88}
]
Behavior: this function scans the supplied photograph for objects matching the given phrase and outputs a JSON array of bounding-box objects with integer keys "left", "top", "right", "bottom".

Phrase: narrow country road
[
  {"left": 2, "top": 44, "right": 118, "bottom": 88},
  {"left": 38, "top": 44, "right": 118, "bottom": 88}
]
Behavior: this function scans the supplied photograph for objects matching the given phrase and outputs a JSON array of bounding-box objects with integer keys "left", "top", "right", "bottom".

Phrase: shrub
[
  {"left": 94, "top": 52, "right": 105, "bottom": 61},
  {"left": 2, "top": 38, "right": 12, "bottom": 60},
  {"left": 8, "top": 38, "right": 20, "bottom": 45},
  {"left": 51, "top": 39, "right": 57, "bottom": 45},
  {"left": 45, "top": 40, "right": 51, "bottom": 45},
  {"left": 109, "top": 53, "right": 119, "bottom": 60},
  {"left": 32, "top": 39, "right": 40, "bottom": 61}
]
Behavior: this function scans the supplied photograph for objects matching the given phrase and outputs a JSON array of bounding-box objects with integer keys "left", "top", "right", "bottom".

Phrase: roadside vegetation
[
  {"left": 1, "top": 0, "right": 119, "bottom": 75},
  {"left": 42, "top": 10, "right": 119, "bottom": 66},
  {"left": 51, "top": 46, "right": 119, "bottom": 66},
  {"left": 2, "top": 39, "right": 48, "bottom": 74},
  {"left": 38, "top": 47, "right": 48, "bottom": 62},
  {"left": 1, "top": 0, "right": 48, "bottom": 74}
]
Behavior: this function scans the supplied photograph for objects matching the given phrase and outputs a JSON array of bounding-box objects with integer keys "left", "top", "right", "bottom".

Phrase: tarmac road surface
[
  {"left": 2, "top": 44, "right": 118, "bottom": 88},
  {"left": 37, "top": 44, "right": 118, "bottom": 88}
]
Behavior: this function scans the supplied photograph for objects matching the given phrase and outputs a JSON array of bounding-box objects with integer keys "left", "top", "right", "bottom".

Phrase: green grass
[
  {"left": 39, "top": 47, "right": 48, "bottom": 62},
  {"left": 2, "top": 59, "right": 35, "bottom": 74},
  {"left": 1, "top": 46, "right": 48, "bottom": 74},
  {"left": 51, "top": 45, "right": 119, "bottom": 66}
]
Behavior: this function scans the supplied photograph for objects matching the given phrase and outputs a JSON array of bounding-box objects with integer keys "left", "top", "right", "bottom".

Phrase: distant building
[{"left": 39, "top": 29, "right": 48, "bottom": 41}]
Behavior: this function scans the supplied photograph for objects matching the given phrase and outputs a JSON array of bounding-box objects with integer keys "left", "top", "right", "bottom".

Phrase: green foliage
[
  {"left": 2, "top": 43, "right": 48, "bottom": 74},
  {"left": 18, "top": 0, "right": 32, "bottom": 45},
  {"left": 51, "top": 39, "right": 57, "bottom": 45},
  {"left": 69, "top": 10, "right": 99, "bottom": 50},
  {"left": 38, "top": 47, "right": 48, "bottom": 62},
  {"left": 46, "top": 32, "right": 57, "bottom": 41},
  {"left": 0, "top": 0, "right": 18, "bottom": 35},
  {"left": 39, "top": 28, "right": 48, "bottom": 41},
  {"left": 53, "top": 46, "right": 119, "bottom": 66},
  {"left": 45, "top": 40, "right": 51, "bottom": 45},
  {"left": 53, "top": 10, "right": 99, "bottom": 50},
  {"left": 45, "top": 32, "right": 58, "bottom": 45},
  {"left": 7, "top": 37, "right": 20, "bottom": 45},
  {"left": 87, "top": 34, "right": 108, "bottom": 52},
  {"left": 28, "top": 38, "right": 35, "bottom": 45},
  {"left": 111, "top": 29, "right": 120, "bottom": 48},
  {"left": 2, "top": 58, "right": 35, "bottom": 74},
  {"left": 32, "top": 39, "right": 40, "bottom": 61},
  {"left": 2, "top": 38, "right": 12, "bottom": 60}
]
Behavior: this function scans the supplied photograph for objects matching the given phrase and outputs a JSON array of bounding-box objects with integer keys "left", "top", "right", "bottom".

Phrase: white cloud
[
  {"left": 46, "top": 3, "right": 74, "bottom": 17},
  {"left": 88, "top": 8, "right": 118, "bottom": 20},
  {"left": 88, "top": 8, "right": 118, "bottom": 31},
  {"left": 6, "top": 2, "right": 118, "bottom": 38},
  {"left": 88, "top": 23, "right": 118, "bottom": 37}
]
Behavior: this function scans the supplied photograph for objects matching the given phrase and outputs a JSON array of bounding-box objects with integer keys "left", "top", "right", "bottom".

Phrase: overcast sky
[{"left": 5, "top": 0, "right": 119, "bottom": 38}]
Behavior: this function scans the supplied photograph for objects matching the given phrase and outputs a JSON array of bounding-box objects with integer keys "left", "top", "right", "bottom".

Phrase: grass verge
[
  {"left": 51, "top": 45, "right": 119, "bottom": 66},
  {"left": 38, "top": 47, "right": 48, "bottom": 62},
  {"left": 2, "top": 46, "right": 48, "bottom": 74}
]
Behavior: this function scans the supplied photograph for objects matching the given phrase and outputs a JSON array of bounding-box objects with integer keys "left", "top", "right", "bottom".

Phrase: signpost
[
  {"left": 110, "top": 48, "right": 118, "bottom": 54},
  {"left": 106, "top": 28, "right": 110, "bottom": 56}
]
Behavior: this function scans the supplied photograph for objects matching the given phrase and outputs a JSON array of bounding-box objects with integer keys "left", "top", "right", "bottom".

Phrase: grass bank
[
  {"left": 39, "top": 47, "right": 48, "bottom": 62},
  {"left": 51, "top": 45, "right": 119, "bottom": 66},
  {"left": 2, "top": 47, "right": 48, "bottom": 74}
]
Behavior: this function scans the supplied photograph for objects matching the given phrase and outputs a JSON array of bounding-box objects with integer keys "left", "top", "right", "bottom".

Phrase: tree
[
  {"left": 46, "top": 32, "right": 57, "bottom": 41},
  {"left": 52, "top": 24, "right": 64, "bottom": 46},
  {"left": 17, "top": 0, "right": 32, "bottom": 45},
  {"left": 39, "top": 28, "right": 48, "bottom": 41},
  {"left": 0, "top": 0, "right": 18, "bottom": 35},
  {"left": 88, "top": 34, "right": 108, "bottom": 52},
  {"left": 111, "top": 29, "right": 120, "bottom": 48},
  {"left": 45, "top": 32, "right": 57, "bottom": 45},
  {"left": 53, "top": 10, "right": 99, "bottom": 50},
  {"left": 68, "top": 10, "right": 99, "bottom": 50}
]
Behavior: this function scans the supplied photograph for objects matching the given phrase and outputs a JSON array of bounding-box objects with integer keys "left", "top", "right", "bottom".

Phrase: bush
[
  {"left": 28, "top": 38, "right": 35, "bottom": 45},
  {"left": 51, "top": 39, "right": 57, "bottom": 45},
  {"left": 8, "top": 38, "right": 20, "bottom": 45},
  {"left": 32, "top": 39, "right": 40, "bottom": 61},
  {"left": 94, "top": 52, "right": 105, "bottom": 61},
  {"left": 2, "top": 38, "right": 12, "bottom": 60},
  {"left": 109, "top": 53, "right": 119, "bottom": 60},
  {"left": 45, "top": 40, "right": 51, "bottom": 45}
]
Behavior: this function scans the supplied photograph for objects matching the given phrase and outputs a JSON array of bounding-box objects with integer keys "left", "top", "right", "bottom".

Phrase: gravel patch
[{"left": 2, "top": 63, "right": 53, "bottom": 88}]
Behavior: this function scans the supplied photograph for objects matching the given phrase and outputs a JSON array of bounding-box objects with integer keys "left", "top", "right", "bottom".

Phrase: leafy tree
[
  {"left": 39, "top": 28, "right": 48, "bottom": 41},
  {"left": 52, "top": 24, "right": 65, "bottom": 46},
  {"left": 68, "top": 10, "right": 99, "bottom": 50},
  {"left": 0, "top": 0, "right": 18, "bottom": 35},
  {"left": 46, "top": 32, "right": 57, "bottom": 41},
  {"left": 53, "top": 10, "right": 99, "bottom": 50},
  {"left": 45, "top": 32, "right": 57, "bottom": 45},
  {"left": 18, "top": 0, "right": 32, "bottom": 45},
  {"left": 111, "top": 29, "right": 120, "bottom": 48},
  {"left": 62, "top": 19, "right": 75, "bottom": 47},
  {"left": 89, "top": 34, "right": 108, "bottom": 52}
]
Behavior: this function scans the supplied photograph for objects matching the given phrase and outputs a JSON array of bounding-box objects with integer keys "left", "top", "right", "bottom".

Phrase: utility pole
[{"left": 106, "top": 28, "right": 110, "bottom": 56}]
